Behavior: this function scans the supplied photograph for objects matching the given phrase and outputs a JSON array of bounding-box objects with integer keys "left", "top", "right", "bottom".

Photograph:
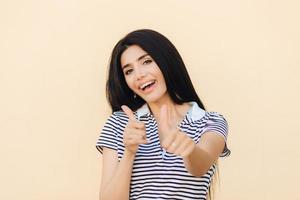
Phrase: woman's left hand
[{"left": 156, "top": 105, "right": 196, "bottom": 157}]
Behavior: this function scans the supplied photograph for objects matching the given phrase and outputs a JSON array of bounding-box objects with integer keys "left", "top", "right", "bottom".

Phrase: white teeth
[{"left": 139, "top": 81, "right": 155, "bottom": 90}]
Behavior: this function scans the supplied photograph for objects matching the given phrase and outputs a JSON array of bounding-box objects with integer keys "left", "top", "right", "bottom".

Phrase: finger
[
  {"left": 167, "top": 132, "right": 184, "bottom": 153},
  {"left": 157, "top": 105, "right": 172, "bottom": 141},
  {"left": 130, "top": 120, "right": 146, "bottom": 130},
  {"left": 158, "top": 104, "right": 168, "bottom": 128},
  {"left": 121, "top": 105, "right": 136, "bottom": 121},
  {"left": 125, "top": 138, "right": 148, "bottom": 146},
  {"left": 165, "top": 104, "right": 172, "bottom": 125},
  {"left": 125, "top": 129, "right": 147, "bottom": 140},
  {"left": 181, "top": 142, "right": 196, "bottom": 157},
  {"left": 123, "top": 129, "right": 147, "bottom": 145},
  {"left": 124, "top": 127, "right": 147, "bottom": 140},
  {"left": 161, "top": 132, "right": 176, "bottom": 151},
  {"left": 174, "top": 136, "right": 191, "bottom": 156}
]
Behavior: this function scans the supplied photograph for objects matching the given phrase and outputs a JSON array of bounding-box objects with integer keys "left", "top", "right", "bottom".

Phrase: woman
[{"left": 96, "top": 29, "right": 230, "bottom": 200}]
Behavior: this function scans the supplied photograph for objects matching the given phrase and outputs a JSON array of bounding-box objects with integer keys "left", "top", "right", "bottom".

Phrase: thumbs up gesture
[
  {"left": 121, "top": 105, "right": 148, "bottom": 154},
  {"left": 156, "top": 105, "right": 196, "bottom": 157}
]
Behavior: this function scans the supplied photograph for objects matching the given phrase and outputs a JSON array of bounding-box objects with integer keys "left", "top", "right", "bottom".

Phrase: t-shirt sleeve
[
  {"left": 95, "top": 113, "right": 119, "bottom": 154},
  {"left": 202, "top": 112, "right": 231, "bottom": 157}
]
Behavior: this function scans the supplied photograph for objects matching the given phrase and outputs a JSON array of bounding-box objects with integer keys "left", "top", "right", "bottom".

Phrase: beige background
[{"left": 1, "top": 0, "right": 299, "bottom": 199}]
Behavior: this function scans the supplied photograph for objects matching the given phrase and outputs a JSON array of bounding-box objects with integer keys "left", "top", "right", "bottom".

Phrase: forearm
[
  {"left": 183, "top": 145, "right": 214, "bottom": 177},
  {"left": 100, "top": 150, "right": 135, "bottom": 200}
]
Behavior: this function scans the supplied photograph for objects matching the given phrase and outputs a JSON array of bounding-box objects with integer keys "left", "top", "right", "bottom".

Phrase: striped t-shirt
[{"left": 96, "top": 101, "right": 230, "bottom": 200}]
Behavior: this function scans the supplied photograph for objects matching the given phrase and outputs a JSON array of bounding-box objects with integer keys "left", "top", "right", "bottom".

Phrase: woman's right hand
[{"left": 121, "top": 105, "right": 148, "bottom": 155}]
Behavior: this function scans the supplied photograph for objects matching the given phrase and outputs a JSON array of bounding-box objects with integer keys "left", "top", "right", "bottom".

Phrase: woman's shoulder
[
  {"left": 186, "top": 101, "right": 227, "bottom": 123},
  {"left": 190, "top": 109, "right": 228, "bottom": 131},
  {"left": 204, "top": 111, "right": 227, "bottom": 122},
  {"left": 107, "top": 110, "right": 133, "bottom": 123}
]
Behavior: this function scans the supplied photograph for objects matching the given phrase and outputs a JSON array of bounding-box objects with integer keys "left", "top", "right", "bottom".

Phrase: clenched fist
[{"left": 156, "top": 104, "right": 196, "bottom": 157}]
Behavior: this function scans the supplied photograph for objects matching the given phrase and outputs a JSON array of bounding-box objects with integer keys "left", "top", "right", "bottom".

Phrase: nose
[{"left": 135, "top": 67, "right": 146, "bottom": 80}]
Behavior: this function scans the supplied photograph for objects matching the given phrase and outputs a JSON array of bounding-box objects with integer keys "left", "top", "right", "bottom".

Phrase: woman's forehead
[{"left": 120, "top": 45, "right": 149, "bottom": 66}]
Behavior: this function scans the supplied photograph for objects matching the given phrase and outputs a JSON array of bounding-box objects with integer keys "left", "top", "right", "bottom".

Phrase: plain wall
[{"left": 1, "top": 0, "right": 299, "bottom": 199}]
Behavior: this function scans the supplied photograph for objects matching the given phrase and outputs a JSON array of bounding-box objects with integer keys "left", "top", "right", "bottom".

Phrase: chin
[{"left": 142, "top": 93, "right": 166, "bottom": 104}]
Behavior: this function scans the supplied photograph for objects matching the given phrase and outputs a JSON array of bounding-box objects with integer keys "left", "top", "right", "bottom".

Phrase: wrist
[
  {"left": 183, "top": 143, "right": 197, "bottom": 160},
  {"left": 123, "top": 149, "right": 136, "bottom": 160}
]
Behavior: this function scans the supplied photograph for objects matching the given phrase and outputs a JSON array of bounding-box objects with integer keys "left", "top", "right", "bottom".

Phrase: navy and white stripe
[{"left": 96, "top": 101, "right": 230, "bottom": 200}]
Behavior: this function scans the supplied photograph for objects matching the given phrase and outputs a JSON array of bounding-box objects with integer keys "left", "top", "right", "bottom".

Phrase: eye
[
  {"left": 124, "top": 69, "right": 133, "bottom": 75},
  {"left": 143, "top": 59, "right": 152, "bottom": 65}
]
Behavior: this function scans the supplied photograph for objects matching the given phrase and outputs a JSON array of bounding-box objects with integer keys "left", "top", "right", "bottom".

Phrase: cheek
[
  {"left": 124, "top": 76, "right": 135, "bottom": 90},
  {"left": 157, "top": 73, "right": 167, "bottom": 87}
]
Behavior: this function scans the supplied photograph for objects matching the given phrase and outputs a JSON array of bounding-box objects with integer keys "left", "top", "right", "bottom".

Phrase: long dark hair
[{"left": 106, "top": 29, "right": 205, "bottom": 112}]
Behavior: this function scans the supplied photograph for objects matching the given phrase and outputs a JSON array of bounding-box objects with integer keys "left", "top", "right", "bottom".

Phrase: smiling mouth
[{"left": 139, "top": 80, "right": 156, "bottom": 92}]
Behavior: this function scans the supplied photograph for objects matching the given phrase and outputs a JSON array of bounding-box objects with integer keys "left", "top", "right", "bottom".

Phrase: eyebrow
[{"left": 121, "top": 54, "right": 150, "bottom": 70}]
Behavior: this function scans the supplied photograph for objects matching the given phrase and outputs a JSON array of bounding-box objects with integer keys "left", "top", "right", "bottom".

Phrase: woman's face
[{"left": 120, "top": 45, "right": 168, "bottom": 103}]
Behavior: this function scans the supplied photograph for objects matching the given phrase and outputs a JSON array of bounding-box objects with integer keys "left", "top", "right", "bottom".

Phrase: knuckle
[
  {"left": 174, "top": 150, "right": 180, "bottom": 155},
  {"left": 137, "top": 134, "right": 143, "bottom": 140},
  {"left": 164, "top": 143, "right": 170, "bottom": 150}
]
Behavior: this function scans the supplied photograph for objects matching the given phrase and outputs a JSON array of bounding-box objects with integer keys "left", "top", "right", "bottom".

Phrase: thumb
[
  {"left": 121, "top": 105, "right": 136, "bottom": 121},
  {"left": 158, "top": 104, "right": 169, "bottom": 130}
]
